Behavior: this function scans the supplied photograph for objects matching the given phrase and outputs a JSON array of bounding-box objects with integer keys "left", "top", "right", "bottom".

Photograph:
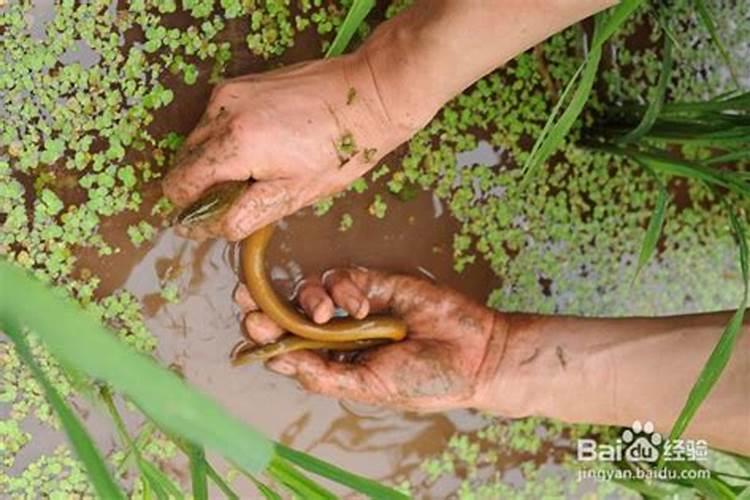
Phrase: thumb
[
  {"left": 220, "top": 180, "right": 295, "bottom": 241},
  {"left": 266, "top": 351, "right": 392, "bottom": 405}
]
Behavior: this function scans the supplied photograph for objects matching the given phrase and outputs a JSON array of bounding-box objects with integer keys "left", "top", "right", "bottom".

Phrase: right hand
[
  {"left": 234, "top": 268, "right": 509, "bottom": 413},
  {"left": 163, "top": 52, "right": 421, "bottom": 241}
]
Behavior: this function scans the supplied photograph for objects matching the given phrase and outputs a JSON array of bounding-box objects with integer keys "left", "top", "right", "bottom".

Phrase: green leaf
[
  {"left": 276, "top": 443, "right": 409, "bottom": 499},
  {"left": 205, "top": 462, "right": 240, "bottom": 500},
  {"left": 0, "top": 261, "right": 275, "bottom": 474},
  {"left": 244, "top": 472, "right": 282, "bottom": 500},
  {"left": 618, "top": 35, "right": 673, "bottom": 143},
  {"left": 325, "top": 0, "right": 375, "bottom": 57},
  {"left": 695, "top": 0, "right": 740, "bottom": 89},
  {"left": 267, "top": 457, "right": 337, "bottom": 500},
  {"left": 591, "top": 0, "right": 646, "bottom": 50},
  {"left": 522, "top": 38, "right": 602, "bottom": 180},
  {"left": 633, "top": 185, "right": 669, "bottom": 280},
  {"left": 1, "top": 321, "right": 125, "bottom": 500},
  {"left": 187, "top": 442, "right": 209, "bottom": 500},
  {"left": 523, "top": 0, "right": 645, "bottom": 180},
  {"left": 667, "top": 209, "right": 748, "bottom": 443},
  {"left": 101, "top": 387, "right": 183, "bottom": 500}
]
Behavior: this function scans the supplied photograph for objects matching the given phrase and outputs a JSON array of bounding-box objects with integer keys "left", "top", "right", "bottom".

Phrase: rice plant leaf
[
  {"left": 187, "top": 443, "right": 209, "bottom": 500},
  {"left": 664, "top": 461, "right": 738, "bottom": 499},
  {"left": 205, "top": 463, "right": 240, "bottom": 500},
  {"left": 140, "top": 459, "right": 184, "bottom": 499},
  {"left": 1, "top": 320, "right": 125, "bottom": 500},
  {"left": 619, "top": 35, "right": 673, "bottom": 143},
  {"left": 591, "top": 0, "right": 646, "bottom": 50},
  {"left": 706, "top": 149, "right": 750, "bottom": 165},
  {"left": 522, "top": 62, "right": 585, "bottom": 176},
  {"left": 276, "top": 443, "right": 409, "bottom": 499},
  {"left": 0, "top": 260, "right": 274, "bottom": 474},
  {"left": 624, "top": 147, "right": 750, "bottom": 196},
  {"left": 244, "top": 472, "right": 282, "bottom": 500},
  {"left": 695, "top": 0, "right": 740, "bottom": 89},
  {"left": 740, "top": 487, "right": 750, "bottom": 500},
  {"left": 325, "top": 0, "right": 375, "bottom": 57},
  {"left": 522, "top": 41, "right": 602, "bottom": 181},
  {"left": 633, "top": 185, "right": 669, "bottom": 280},
  {"left": 267, "top": 457, "right": 337, "bottom": 500},
  {"left": 101, "top": 388, "right": 182, "bottom": 500},
  {"left": 667, "top": 210, "right": 748, "bottom": 443}
]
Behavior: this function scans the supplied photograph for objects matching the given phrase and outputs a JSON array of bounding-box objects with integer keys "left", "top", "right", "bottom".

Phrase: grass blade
[
  {"left": 591, "top": 0, "right": 646, "bottom": 50},
  {"left": 241, "top": 471, "right": 282, "bottom": 500},
  {"left": 205, "top": 463, "right": 240, "bottom": 500},
  {"left": 667, "top": 209, "right": 748, "bottom": 443},
  {"left": 522, "top": 41, "right": 602, "bottom": 181},
  {"left": 276, "top": 443, "right": 409, "bottom": 499},
  {"left": 619, "top": 35, "right": 673, "bottom": 143},
  {"left": 187, "top": 442, "right": 209, "bottom": 500},
  {"left": 267, "top": 456, "right": 337, "bottom": 500},
  {"left": 325, "top": 0, "right": 375, "bottom": 57},
  {"left": 633, "top": 184, "right": 669, "bottom": 280},
  {"left": 101, "top": 387, "right": 183, "bottom": 500},
  {"left": 0, "top": 260, "right": 274, "bottom": 474},
  {"left": 695, "top": 0, "right": 740, "bottom": 89},
  {"left": 1, "top": 321, "right": 125, "bottom": 500}
]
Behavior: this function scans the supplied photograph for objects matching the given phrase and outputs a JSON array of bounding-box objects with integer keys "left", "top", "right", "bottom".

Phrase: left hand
[{"left": 233, "top": 267, "right": 509, "bottom": 412}]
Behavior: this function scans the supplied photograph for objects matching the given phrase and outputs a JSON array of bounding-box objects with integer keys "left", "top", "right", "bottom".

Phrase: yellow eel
[{"left": 176, "top": 181, "right": 407, "bottom": 364}]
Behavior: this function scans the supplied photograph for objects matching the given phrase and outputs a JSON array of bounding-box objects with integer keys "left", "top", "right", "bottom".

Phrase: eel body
[{"left": 177, "top": 181, "right": 407, "bottom": 363}]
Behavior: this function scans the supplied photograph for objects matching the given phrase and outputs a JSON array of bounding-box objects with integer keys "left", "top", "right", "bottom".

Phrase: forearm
[
  {"left": 478, "top": 311, "right": 750, "bottom": 454},
  {"left": 359, "top": 0, "right": 617, "bottom": 131}
]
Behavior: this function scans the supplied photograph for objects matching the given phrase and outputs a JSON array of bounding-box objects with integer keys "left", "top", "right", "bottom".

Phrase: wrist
[
  {"left": 472, "top": 312, "right": 545, "bottom": 417},
  {"left": 354, "top": 8, "right": 451, "bottom": 136}
]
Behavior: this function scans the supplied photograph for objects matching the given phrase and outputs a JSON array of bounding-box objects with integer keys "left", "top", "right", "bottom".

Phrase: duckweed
[{"left": 1, "top": 0, "right": 748, "bottom": 496}]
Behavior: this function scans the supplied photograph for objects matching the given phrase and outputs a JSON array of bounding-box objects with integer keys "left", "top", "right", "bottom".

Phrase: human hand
[
  {"left": 163, "top": 52, "right": 422, "bottom": 241},
  {"left": 233, "top": 268, "right": 510, "bottom": 412}
]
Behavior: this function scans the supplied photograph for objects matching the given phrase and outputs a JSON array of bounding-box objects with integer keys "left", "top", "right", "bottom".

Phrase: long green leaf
[
  {"left": 187, "top": 442, "right": 209, "bottom": 500},
  {"left": 619, "top": 35, "right": 673, "bottom": 143},
  {"left": 325, "top": 0, "right": 375, "bottom": 58},
  {"left": 276, "top": 443, "right": 408, "bottom": 499},
  {"left": 267, "top": 456, "right": 337, "bottom": 500},
  {"left": 695, "top": 0, "right": 740, "bottom": 89},
  {"left": 522, "top": 41, "right": 602, "bottom": 181},
  {"left": 205, "top": 463, "right": 240, "bottom": 500},
  {"left": 101, "top": 388, "right": 183, "bottom": 500},
  {"left": 1, "top": 320, "right": 125, "bottom": 500},
  {"left": 668, "top": 210, "right": 748, "bottom": 443},
  {"left": 240, "top": 470, "right": 282, "bottom": 500},
  {"left": 633, "top": 184, "right": 669, "bottom": 280},
  {"left": 591, "top": 0, "right": 646, "bottom": 50},
  {"left": 0, "top": 261, "right": 274, "bottom": 473}
]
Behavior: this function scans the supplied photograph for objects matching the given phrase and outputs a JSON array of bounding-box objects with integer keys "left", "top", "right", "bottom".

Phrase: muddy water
[
  {"left": 11, "top": 3, "right": 507, "bottom": 495},
  {"left": 120, "top": 184, "right": 499, "bottom": 495}
]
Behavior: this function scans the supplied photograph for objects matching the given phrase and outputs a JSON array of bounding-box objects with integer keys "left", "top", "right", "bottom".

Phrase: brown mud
[{"left": 24, "top": 5, "right": 508, "bottom": 496}]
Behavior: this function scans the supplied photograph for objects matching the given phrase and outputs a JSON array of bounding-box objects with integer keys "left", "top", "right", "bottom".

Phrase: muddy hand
[
  {"left": 234, "top": 268, "right": 508, "bottom": 412},
  {"left": 163, "top": 52, "right": 421, "bottom": 241}
]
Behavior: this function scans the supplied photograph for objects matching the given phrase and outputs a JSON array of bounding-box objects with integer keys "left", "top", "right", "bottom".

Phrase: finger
[
  {"left": 221, "top": 180, "right": 295, "bottom": 241},
  {"left": 266, "top": 351, "right": 392, "bottom": 405},
  {"left": 243, "top": 311, "right": 285, "bottom": 344},
  {"left": 322, "top": 267, "right": 401, "bottom": 315},
  {"left": 297, "top": 278, "right": 335, "bottom": 324},
  {"left": 162, "top": 125, "right": 252, "bottom": 208},
  {"left": 233, "top": 283, "right": 258, "bottom": 313},
  {"left": 321, "top": 269, "right": 369, "bottom": 319}
]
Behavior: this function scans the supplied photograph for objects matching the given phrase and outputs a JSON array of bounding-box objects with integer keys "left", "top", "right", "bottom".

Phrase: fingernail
[
  {"left": 313, "top": 301, "right": 329, "bottom": 324},
  {"left": 268, "top": 358, "right": 296, "bottom": 376},
  {"left": 355, "top": 300, "right": 369, "bottom": 319},
  {"left": 346, "top": 298, "right": 362, "bottom": 317}
]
